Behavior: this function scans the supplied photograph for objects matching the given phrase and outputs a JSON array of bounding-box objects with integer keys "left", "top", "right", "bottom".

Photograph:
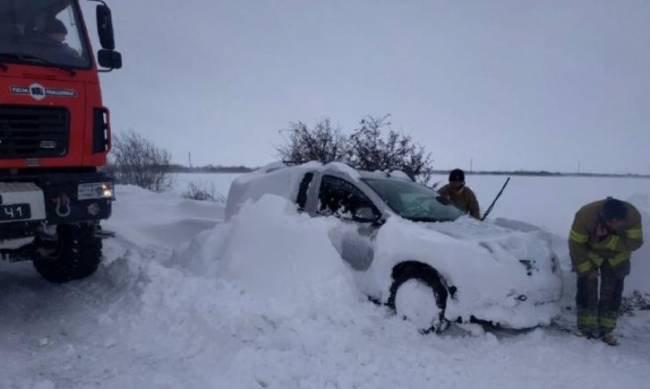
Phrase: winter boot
[
  {"left": 576, "top": 330, "right": 599, "bottom": 339},
  {"left": 601, "top": 333, "right": 619, "bottom": 346}
]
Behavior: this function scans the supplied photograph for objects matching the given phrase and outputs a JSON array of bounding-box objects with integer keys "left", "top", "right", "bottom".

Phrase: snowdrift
[{"left": 3, "top": 181, "right": 650, "bottom": 388}]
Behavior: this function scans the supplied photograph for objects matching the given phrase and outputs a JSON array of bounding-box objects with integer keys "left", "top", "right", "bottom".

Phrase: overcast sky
[{"left": 86, "top": 0, "right": 650, "bottom": 173}]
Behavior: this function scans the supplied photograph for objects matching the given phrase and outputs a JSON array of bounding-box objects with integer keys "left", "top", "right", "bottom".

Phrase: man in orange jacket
[{"left": 437, "top": 169, "right": 480, "bottom": 219}]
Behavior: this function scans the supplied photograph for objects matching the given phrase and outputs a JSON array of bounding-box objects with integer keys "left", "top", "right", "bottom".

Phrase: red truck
[{"left": 0, "top": 0, "right": 121, "bottom": 282}]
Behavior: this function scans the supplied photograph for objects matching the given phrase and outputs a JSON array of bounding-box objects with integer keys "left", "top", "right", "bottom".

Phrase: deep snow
[{"left": 1, "top": 174, "right": 649, "bottom": 389}]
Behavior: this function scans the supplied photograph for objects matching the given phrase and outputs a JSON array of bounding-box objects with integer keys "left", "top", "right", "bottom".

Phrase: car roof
[
  {"left": 225, "top": 161, "right": 417, "bottom": 220},
  {"left": 271, "top": 162, "right": 413, "bottom": 181}
]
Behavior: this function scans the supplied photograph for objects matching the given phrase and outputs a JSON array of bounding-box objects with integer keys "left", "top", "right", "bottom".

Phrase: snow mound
[{"left": 179, "top": 194, "right": 360, "bottom": 311}]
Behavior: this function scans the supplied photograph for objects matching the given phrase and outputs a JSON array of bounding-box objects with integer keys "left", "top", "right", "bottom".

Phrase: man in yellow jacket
[{"left": 569, "top": 197, "right": 643, "bottom": 345}]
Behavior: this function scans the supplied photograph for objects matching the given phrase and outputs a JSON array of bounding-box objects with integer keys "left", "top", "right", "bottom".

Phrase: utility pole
[
  {"left": 470, "top": 158, "right": 473, "bottom": 172},
  {"left": 188, "top": 152, "right": 192, "bottom": 169}
]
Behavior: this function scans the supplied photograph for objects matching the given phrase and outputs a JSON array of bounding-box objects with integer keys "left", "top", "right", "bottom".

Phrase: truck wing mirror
[
  {"left": 97, "top": 4, "right": 115, "bottom": 50},
  {"left": 98, "top": 49, "right": 122, "bottom": 70}
]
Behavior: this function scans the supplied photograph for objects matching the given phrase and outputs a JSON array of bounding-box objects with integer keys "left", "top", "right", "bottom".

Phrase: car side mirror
[
  {"left": 97, "top": 4, "right": 115, "bottom": 50},
  {"left": 98, "top": 49, "right": 122, "bottom": 69},
  {"left": 353, "top": 206, "right": 380, "bottom": 223}
]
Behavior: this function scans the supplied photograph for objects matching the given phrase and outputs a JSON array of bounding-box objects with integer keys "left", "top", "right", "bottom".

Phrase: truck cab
[{"left": 0, "top": 0, "right": 121, "bottom": 282}]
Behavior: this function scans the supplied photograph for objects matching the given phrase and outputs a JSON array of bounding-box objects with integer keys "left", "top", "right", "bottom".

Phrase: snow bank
[
  {"left": 178, "top": 194, "right": 360, "bottom": 312},
  {"left": 4, "top": 179, "right": 650, "bottom": 388},
  {"left": 220, "top": 195, "right": 358, "bottom": 307}
]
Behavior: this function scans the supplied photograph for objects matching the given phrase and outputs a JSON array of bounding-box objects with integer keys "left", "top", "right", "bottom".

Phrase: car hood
[{"left": 415, "top": 216, "right": 556, "bottom": 269}]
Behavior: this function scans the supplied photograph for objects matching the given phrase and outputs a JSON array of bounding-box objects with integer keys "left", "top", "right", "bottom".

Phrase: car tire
[
  {"left": 33, "top": 224, "right": 102, "bottom": 283},
  {"left": 387, "top": 264, "right": 448, "bottom": 333}
]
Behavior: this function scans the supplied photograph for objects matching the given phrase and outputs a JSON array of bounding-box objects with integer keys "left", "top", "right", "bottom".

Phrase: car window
[
  {"left": 296, "top": 172, "right": 314, "bottom": 210},
  {"left": 318, "top": 175, "right": 378, "bottom": 220},
  {"left": 363, "top": 178, "right": 463, "bottom": 222}
]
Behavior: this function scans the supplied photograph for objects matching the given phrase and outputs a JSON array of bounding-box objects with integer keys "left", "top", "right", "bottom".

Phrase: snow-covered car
[{"left": 225, "top": 162, "right": 563, "bottom": 331}]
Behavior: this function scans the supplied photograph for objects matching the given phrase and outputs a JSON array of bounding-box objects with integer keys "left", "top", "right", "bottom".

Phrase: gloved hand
[
  {"left": 595, "top": 223, "right": 609, "bottom": 241},
  {"left": 587, "top": 251, "right": 604, "bottom": 267}
]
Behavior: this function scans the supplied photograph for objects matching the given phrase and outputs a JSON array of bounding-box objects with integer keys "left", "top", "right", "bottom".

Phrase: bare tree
[
  {"left": 348, "top": 115, "right": 434, "bottom": 184},
  {"left": 277, "top": 118, "right": 348, "bottom": 164},
  {"left": 111, "top": 130, "right": 173, "bottom": 192}
]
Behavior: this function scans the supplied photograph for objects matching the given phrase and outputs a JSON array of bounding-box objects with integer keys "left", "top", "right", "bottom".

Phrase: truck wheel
[
  {"left": 33, "top": 224, "right": 102, "bottom": 283},
  {"left": 387, "top": 264, "right": 448, "bottom": 333}
]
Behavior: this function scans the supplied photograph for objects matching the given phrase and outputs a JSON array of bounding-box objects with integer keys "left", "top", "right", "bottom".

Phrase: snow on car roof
[
  {"left": 357, "top": 170, "right": 414, "bottom": 182},
  {"left": 225, "top": 162, "right": 317, "bottom": 220},
  {"left": 245, "top": 161, "right": 413, "bottom": 182},
  {"left": 225, "top": 161, "right": 419, "bottom": 220}
]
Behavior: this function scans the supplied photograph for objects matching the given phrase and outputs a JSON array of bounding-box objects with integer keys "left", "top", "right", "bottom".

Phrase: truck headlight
[{"left": 78, "top": 182, "right": 114, "bottom": 201}]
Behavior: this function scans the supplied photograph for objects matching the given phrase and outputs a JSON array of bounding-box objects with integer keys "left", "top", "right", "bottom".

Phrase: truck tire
[
  {"left": 33, "top": 224, "right": 102, "bottom": 283},
  {"left": 387, "top": 264, "right": 448, "bottom": 333}
]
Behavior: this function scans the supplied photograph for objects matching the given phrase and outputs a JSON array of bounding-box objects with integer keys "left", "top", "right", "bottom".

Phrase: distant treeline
[
  {"left": 169, "top": 164, "right": 256, "bottom": 173},
  {"left": 167, "top": 164, "right": 649, "bottom": 178},
  {"left": 449, "top": 170, "right": 650, "bottom": 178}
]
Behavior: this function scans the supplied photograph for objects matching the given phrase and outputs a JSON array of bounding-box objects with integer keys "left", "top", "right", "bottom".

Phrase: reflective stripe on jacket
[{"left": 569, "top": 200, "right": 643, "bottom": 276}]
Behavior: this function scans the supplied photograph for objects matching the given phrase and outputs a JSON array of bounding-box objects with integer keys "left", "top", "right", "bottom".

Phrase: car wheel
[{"left": 387, "top": 265, "right": 448, "bottom": 333}]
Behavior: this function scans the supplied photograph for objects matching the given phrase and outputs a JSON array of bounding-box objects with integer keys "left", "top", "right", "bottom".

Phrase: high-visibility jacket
[
  {"left": 438, "top": 184, "right": 481, "bottom": 219},
  {"left": 569, "top": 200, "right": 643, "bottom": 276}
]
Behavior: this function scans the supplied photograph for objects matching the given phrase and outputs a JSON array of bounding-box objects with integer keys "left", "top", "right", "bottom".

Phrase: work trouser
[{"left": 576, "top": 260, "right": 627, "bottom": 335}]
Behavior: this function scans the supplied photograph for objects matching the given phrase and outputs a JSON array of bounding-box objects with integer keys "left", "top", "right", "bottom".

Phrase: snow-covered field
[{"left": 1, "top": 173, "right": 649, "bottom": 388}]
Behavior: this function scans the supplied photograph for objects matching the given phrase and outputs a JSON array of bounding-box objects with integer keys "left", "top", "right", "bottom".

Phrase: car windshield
[
  {"left": 0, "top": 0, "right": 91, "bottom": 69},
  {"left": 363, "top": 177, "right": 464, "bottom": 222}
]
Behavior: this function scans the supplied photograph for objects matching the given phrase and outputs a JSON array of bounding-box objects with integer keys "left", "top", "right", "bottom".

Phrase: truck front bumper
[{"left": 0, "top": 171, "right": 113, "bottom": 239}]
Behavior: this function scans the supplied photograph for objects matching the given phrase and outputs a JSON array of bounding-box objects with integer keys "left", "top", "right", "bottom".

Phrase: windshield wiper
[
  {"left": 0, "top": 53, "right": 77, "bottom": 76},
  {"left": 407, "top": 216, "right": 442, "bottom": 223}
]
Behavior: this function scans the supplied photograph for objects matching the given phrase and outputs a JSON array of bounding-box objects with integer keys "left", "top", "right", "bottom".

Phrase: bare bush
[
  {"left": 182, "top": 181, "right": 224, "bottom": 203},
  {"left": 277, "top": 114, "right": 434, "bottom": 183},
  {"left": 277, "top": 118, "right": 348, "bottom": 164},
  {"left": 348, "top": 115, "right": 434, "bottom": 184},
  {"left": 111, "top": 130, "right": 173, "bottom": 192}
]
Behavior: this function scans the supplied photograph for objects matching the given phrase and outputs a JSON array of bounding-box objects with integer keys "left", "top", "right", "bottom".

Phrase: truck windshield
[
  {"left": 364, "top": 178, "right": 464, "bottom": 222},
  {"left": 0, "top": 0, "right": 91, "bottom": 69}
]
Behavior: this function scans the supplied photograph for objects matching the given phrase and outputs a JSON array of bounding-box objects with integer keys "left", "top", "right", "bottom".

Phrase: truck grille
[{"left": 0, "top": 105, "right": 69, "bottom": 158}]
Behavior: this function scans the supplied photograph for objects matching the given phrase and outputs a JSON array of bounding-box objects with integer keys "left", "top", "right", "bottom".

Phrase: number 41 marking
[{"left": 4, "top": 206, "right": 23, "bottom": 218}]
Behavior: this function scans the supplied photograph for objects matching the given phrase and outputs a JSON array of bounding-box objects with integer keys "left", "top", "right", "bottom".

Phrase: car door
[{"left": 315, "top": 174, "right": 382, "bottom": 271}]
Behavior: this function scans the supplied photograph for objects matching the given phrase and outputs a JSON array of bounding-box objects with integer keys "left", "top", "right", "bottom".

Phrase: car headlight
[{"left": 78, "top": 182, "right": 114, "bottom": 201}]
